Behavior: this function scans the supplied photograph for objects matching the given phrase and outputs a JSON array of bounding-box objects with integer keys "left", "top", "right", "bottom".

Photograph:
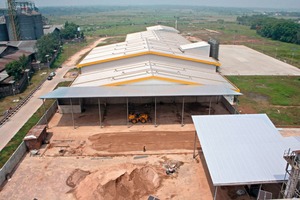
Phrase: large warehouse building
[{"left": 41, "top": 26, "right": 241, "bottom": 126}]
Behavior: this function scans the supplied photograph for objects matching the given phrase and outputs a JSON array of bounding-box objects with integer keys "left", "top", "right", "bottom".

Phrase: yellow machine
[{"left": 128, "top": 113, "right": 149, "bottom": 124}]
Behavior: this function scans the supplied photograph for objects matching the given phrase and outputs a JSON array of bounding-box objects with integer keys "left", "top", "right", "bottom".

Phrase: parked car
[
  {"left": 49, "top": 72, "right": 56, "bottom": 77},
  {"left": 47, "top": 76, "right": 53, "bottom": 80}
]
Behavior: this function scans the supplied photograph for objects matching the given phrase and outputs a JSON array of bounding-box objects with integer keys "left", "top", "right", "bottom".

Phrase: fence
[
  {"left": 0, "top": 71, "right": 30, "bottom": 98},
  {"left": 0, "top": 72, "right": 48, "bottom": 127},
  {"left": 0, "top": 100, "right": 58, "bottom": 187},
  {"left": 0, "top": 142, "right": 27, "bottom": 187},
  {"left": 37, "top": 100, "right": 58, "bottom": 125}
]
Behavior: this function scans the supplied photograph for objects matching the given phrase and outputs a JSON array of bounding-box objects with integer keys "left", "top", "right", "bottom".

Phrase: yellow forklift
[{"left": 128, "top": 113, "right": 149, "bottom": 124}]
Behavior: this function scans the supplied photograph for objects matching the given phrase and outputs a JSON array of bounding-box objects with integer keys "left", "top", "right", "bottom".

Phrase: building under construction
[{"left": 1, "top": 0, "right": 43, "bottom": 41}]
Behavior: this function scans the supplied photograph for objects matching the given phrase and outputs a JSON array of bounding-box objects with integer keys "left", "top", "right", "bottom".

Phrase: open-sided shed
[{"left": 192, "top": 114, "right": 300, "bottom": 199}]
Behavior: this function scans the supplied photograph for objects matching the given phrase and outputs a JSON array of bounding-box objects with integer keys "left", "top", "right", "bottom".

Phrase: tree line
[
  {"left": 237, "top": 15, "right": 300, "bottom": 44},
  {"left": 36, "top": 21, "right": 83, "bottom": 63},
  {"left": 5, "top": 21, "right": 82, "bottom": 81}
]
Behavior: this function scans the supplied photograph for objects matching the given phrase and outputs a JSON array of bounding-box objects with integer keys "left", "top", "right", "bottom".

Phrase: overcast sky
[{"left": 0, "top": 0, "right": 300, "bottom": 9}]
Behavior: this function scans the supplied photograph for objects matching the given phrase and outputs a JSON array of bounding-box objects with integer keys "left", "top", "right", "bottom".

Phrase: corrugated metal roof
[
  {"left": 0, "top": 46, "right": 7, "bottom": 56},
  {"left": 0, "top": 50, "right": 32, "bottom": 71},
  {"left": 43, "top": 25, "right": 63, "bottom": 35},
  {"left": 0, "top": 70, "right": 9, "bottom": 82},
  {"left": 180, "top": 41, "right": 210, "bottom": 51},
  {"left": 40, "top": 85, "right": 241, "bottom": 99},
  {"left": 146, "top": 25, "right": 180, "bottom": 33},
  {"left": 78, "top": 26, "right": 219, "bottom": 68},
  {"left": 73, "top": 59, "right": 234, "bottom": 88},
  {"left": 192, "top": 114, "right": 300, "bottom": 186},
  {"left": 7, "top": 40, "right": 36, "bottom": 53}
]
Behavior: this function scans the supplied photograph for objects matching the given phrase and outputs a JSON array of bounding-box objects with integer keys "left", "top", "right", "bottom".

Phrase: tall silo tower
[{"left": 5, "top": 0, "right": 43, "bottom": 41}]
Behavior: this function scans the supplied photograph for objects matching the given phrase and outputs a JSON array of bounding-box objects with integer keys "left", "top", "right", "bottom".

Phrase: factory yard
[
  {"left": 219, "top": 45, "right": 300, "bottom": 76},
  {"left": 0, "top": 110, "right": 293, "bottom": 200},
  {"left": 0, "top": 113, "right": 214, "bottom": 200},
  {"left": 3, "top": 109, "right": 294, "bottom": 199},
  {"left": 0, "top": 106, "right": 295, "bottom": 200},
  {"left": 0, "top": 154, "right": 213, "bottom": 200}
]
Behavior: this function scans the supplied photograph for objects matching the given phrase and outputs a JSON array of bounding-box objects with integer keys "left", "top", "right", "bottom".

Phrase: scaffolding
[
  {"left": 280, "top": 149, "right": 300, "bottom": 199},
  {"left": 7, "top": 0, "right": 20, "bottom": 40}
]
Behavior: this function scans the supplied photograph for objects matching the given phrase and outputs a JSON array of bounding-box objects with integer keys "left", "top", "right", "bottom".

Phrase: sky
[{"left": 0, "top": 0, "right": 300, "bottom": 9}]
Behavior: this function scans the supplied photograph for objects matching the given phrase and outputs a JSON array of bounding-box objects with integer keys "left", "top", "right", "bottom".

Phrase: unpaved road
[{"left": 63, "top": 37, "right": 107, "bottom": 67}]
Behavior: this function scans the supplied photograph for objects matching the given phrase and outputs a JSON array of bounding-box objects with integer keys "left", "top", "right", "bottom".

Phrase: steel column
[
  {"left": 214, "top": 186, "right": 218, "bottom": 200},
  {"left": 98, "top": 98, "right": 102, "bottom": 128},
  {"left": 70, "top": 98, "right": 75, "bottom": 129},
  {"left": 193, "top": 131, "right": 197, "bottom": 159},
  {"left": 209, "top": 96, "right": 212, "bottom": 115},
  {"left": 154, "top": 97, "right": 157, "bottom": 127},
  {"left": 126, "top": 98, "right": 129, "bottom": 127},
  {"left": 235, "top": 96, "right": 239, "bottom": 114},
  {"left": 181, "top": 97, "right": 185, "bottom": 126}
]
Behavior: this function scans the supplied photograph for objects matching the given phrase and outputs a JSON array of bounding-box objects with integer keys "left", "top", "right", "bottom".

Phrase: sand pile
[
  {"left": 66, "top": 169, "right": 91, "bottom": 188},
  {"left": 71, "top": 164, "right": 161, "bottom": 200}
]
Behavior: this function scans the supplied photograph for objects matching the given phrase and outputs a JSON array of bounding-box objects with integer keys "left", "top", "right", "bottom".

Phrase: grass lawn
[
  {"left": 46, "top": 7, "right": 300, "bottom": 69},
  {"left": 0, "top": 81, "right": 71, "bottom": 168},
  {"left": 0, "top": 69, "right": 49, "bottom": 119},
  {"left": 52, "top": 37, "right": 97, "bottom": 68},
  {"left": 227, "top": 76, "right": 300, "bottom": 126}
]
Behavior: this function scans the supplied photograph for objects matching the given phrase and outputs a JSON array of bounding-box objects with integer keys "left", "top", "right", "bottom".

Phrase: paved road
[
  {"left": 219, "top": 45, "right": 300, "bottom": 75},
  {"left": 0, "top": 37, "right": 107, "bottom": 152},
  {"left": 0, "top": 66, "right": 73, "bottom": 151}
]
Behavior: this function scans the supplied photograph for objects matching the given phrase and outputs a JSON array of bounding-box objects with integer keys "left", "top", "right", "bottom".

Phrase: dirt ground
[
  {"left": 1, "top": 109, "right": 287, "bottom": 199},
  {"left": 63, "top": 37, "right": 108, "bottom": 68},
  {"left": 0, "top": 153, "right": 213, "bottom": 200},
  {"left": 56, "top": 102, "right": 230, "bottom": 127}
]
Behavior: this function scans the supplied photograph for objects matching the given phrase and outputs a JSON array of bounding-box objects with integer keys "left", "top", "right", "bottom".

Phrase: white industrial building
[
  {"left": 41, "top": 25, "right": 241, "bottom": 126},
  {"left": 192, "top": 114, "right": 300, "bottom": 199}
]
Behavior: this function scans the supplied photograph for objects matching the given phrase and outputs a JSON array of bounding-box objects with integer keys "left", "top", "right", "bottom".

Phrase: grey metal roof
[
  {"left": 40, "top": 85, "right": 241, "bottom": 99},
  {"left": 73, "top": 58, "right": 236, "bottom": 89},
  {"left": 0, "top": 46, "right": 7, "bottom": 56},
  {"left": 7, "top": 40, "right": 36, "bottom": 53},
  {"left": 43, "top": 25, "right": 63, "bottom": 35},
  {"left": 78, "top": 26, "right": 220, "bottom": 68},
  {"left": 0, "top": 70, "right": 9, "bottom": 82},
  {"left": 192, "top": 114, "right": 300, "bottom": 186}
]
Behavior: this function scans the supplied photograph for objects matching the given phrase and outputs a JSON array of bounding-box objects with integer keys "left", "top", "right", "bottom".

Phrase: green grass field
[
  {"left": 227, "top": 76, "right": 300, "bottom": 126},
  {"left": 45, "top": 6, "right": 300, "bottom": 69}
]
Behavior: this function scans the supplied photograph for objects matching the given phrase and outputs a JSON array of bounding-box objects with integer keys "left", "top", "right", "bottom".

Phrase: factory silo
[
  {"left": 0, "top": 23, "right": 9, "bottom": 41},
  {"left": 5, "top": 12, "right": 43, "bottom": 41}
]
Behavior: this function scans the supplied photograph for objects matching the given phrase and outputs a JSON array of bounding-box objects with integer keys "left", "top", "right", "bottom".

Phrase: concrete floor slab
[{"left": 219, "top": 45, "right": 300, "bottom": 76}]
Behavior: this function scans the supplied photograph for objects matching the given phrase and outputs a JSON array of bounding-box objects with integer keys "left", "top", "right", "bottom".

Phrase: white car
[{"left": 49, "top": 72, "right": 56, "bottom": 77}]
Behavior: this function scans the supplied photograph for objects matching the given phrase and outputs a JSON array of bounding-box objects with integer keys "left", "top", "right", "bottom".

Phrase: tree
[
  {"left": 18, "top": 54, "right": 29, "bottom": 70},
  {"left": 237, "top": 15, "right": 300, "bottom": 44},
  {"left": 36, "top": 33, "right": 60, "bottom": 62},
  {"left": 6, "top": 60, "right": 23, "bottom": 81},
  {"left": 61, "top": 21, "right": 79, "bottom": 40}
]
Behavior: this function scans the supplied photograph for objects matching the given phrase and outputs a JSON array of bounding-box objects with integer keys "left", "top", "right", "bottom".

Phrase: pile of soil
[
  {"left": 66, "top": 169, "right": 91, "bottom": 188},
  {"left": 88, "top": 131, "right": 195, "bottom": 152},
  {"left": 72, "top": 165, "right": 161, "bottom": 200}
]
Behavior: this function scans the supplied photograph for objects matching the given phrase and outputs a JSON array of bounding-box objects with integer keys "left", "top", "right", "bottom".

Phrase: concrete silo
[{"left": 5, "top": 0, "right": 44, "bottom": 41}]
